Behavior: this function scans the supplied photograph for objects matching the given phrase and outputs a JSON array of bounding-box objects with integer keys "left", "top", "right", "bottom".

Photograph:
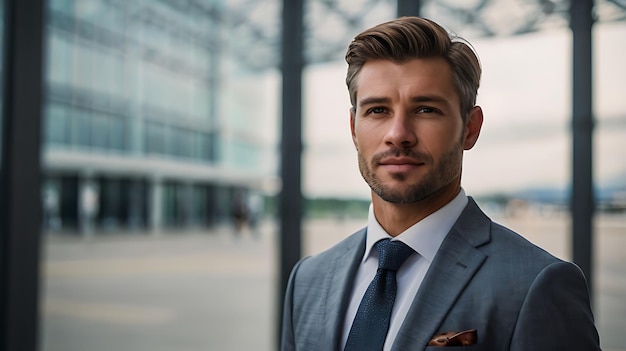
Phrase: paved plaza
[{"left": 41, "top": 215, "right": 626, "bottom": 351}]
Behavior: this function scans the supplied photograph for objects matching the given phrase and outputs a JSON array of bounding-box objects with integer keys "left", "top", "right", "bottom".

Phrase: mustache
[{"left": 371, "top": 147, "right": 432, "bottom": 164}]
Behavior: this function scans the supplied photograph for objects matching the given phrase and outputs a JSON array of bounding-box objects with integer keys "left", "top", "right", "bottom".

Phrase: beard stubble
[{"left": 357, "top": 141, "right": 463, "bottom": 204}]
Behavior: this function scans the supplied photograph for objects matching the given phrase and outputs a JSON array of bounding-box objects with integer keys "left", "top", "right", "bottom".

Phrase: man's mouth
[{"left": 378, "top": 157, "right": 424, "bottom": 172}]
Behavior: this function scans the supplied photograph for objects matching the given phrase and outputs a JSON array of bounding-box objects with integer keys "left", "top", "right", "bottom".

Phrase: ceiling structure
[{"left": 223, "top": 0, "right": 626, "bottom": 70}]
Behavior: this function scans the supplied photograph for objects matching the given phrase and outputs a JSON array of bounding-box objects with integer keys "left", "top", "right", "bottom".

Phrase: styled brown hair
[{"left": 345, "top": 17, "right": 481, "bottom": 119}]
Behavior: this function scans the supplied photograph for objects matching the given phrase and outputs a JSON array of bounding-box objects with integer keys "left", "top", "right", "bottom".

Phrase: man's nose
[{"left": 383, "top": 114, "right": 417, "bottom": 148}]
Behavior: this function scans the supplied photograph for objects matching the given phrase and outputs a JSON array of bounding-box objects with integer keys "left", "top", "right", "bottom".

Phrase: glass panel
[
  {"left": 45, "top": 103, "right": 70, "bottom": 145},
  {"left": 40, "top": 0, "right": 275, "bottom": 351},
  {"left": 74, "top": 107, "right": 90, "bottom": 147},
  {"left": 41, "top": 1, "right": 277, "bottom": 351},
  {"left": 34, "top": 1, "right": 626, "bottom": 351},
  {"left": 145, "top": 121, "right": 166, "bottom": 155}
]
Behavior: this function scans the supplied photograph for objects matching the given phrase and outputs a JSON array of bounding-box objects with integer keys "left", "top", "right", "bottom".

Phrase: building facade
[{"left": 42, "top": 0, "right": 275, "bottom": 234}]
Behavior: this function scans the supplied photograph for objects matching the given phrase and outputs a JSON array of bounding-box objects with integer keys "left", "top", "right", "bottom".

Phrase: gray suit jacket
[{"left": 281, "top": 198, "right": 600, "bottom": 350}]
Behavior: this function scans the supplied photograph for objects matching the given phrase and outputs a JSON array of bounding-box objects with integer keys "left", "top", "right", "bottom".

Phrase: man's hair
[{"left": 345, "top": 17, "right": 481, "bottom": 119}]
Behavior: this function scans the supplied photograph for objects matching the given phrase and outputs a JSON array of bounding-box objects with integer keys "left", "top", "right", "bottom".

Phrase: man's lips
[
  {"left": 378, "top": 158, "right": 424, "bottom": 172},
  {"left": 379, "top": 157, "right": 422, "bottom": 165}
]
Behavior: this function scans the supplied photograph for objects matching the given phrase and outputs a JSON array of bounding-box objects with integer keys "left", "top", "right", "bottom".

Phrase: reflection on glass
[
  {"left": 41, "top": 1, "right": 276, "bottom": 351},
  {"left": 42, "top": 0, "right": 272, "bottom": 233}
]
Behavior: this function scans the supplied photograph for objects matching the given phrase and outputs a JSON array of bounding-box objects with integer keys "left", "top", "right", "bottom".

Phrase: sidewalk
[{"left": 41, "top": 216, "right": 625, "bottom": 351}]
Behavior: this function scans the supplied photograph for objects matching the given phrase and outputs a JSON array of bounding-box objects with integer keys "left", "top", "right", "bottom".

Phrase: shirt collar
[{"left": 363, "top": 188, "right": 468, "bottom": 263}]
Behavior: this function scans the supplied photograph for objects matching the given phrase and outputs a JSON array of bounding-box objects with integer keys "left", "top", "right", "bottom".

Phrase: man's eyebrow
[
  {"left": 358, "top": 97, "right": 390, "bottom": 108},
  {"left": 358, "top": 95, "right": 451, "bottom": 108},
  {"left": 411, "top": 95, "right": 450, "bottom": 105}
]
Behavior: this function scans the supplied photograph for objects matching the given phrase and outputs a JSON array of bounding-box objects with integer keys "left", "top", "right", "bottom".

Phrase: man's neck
[{"left": 371, "top": 183, "right": 461, "bottom": 237}]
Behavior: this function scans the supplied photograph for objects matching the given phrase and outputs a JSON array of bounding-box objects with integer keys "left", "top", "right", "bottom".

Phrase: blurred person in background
[
  {"left": 232, "top": 190, "right": 249, "bottom": 235},
  {"left": 247, "top": 192, "right": 263, "bottom": 238},
  {"left": 281, "top": 17, "right": 600, "bottom": 351}
]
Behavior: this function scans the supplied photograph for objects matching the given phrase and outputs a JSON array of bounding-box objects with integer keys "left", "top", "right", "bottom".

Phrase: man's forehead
[{"left": 354, "top": 58, "right": 458, "bottom": 105}]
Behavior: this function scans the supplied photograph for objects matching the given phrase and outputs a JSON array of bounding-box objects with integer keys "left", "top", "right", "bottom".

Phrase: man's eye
[
  {"left": 368, "top": 107, "right": 386, "bottom": 114},
  {"left": 417, "top": 107, "right": 436, "bottom": 113}
]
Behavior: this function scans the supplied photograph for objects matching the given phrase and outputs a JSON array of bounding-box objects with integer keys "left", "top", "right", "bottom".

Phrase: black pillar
[
  {"left": 569, "top": 0, "right": 595, "bottom": 299},
  {"left": 397, "top": 0, "right": 421, "bottom": 17},
  {"left": 0, "top": 0, "right": 45, "bottom": 350},
  {"left": 278, "top": 0, "right": 304, "bottom": 347}
]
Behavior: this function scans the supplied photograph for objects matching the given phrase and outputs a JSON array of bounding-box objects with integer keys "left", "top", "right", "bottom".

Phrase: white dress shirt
[{"left": 341, "top": 189, "right": 469, "bottom": 351}]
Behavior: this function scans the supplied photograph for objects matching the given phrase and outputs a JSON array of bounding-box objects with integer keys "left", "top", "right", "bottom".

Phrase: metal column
[
  {"left": 570, "top": 0, "right": 595, "bottom": 299},
  {"left": 397, "top": 0, "right": 421, "bottom": 17},
  {"left": 0, "top": 0, "right": 45, "bottom": 350},
  {"left": 278, "top": 0, "right": 304, "bottom": 346}
]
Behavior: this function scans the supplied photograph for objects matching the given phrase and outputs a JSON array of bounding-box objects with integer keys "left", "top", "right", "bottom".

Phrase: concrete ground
[{"left": 40, "top": 214, "right": 626, "bottom": 351}]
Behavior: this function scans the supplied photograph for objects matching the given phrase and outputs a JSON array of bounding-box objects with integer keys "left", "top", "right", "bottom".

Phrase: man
[{"left": 281, "top": 17, "right": 600, "bottom": 351}]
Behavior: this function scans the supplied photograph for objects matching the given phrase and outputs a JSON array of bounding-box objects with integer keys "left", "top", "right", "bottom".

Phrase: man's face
[{"left": 350, "top": 57, "right": 480, "bottom": 203}]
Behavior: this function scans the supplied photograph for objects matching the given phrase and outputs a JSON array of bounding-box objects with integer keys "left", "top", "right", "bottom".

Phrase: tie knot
[{"left": 375, "top": 239, "right": 414, "bottom": 271}]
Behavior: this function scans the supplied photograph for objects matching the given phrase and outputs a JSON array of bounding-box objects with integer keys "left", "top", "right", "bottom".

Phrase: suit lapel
[
  {"left": 392, "top": 198, "right": 491, "bottom": 350},
  {"left": 323, "top": 229, "right": 367, "bottom": 351}
]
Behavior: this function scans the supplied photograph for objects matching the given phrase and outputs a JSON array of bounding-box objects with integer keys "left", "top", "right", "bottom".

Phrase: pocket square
[{"left": 427, "top": 329, "right": 477, "bottom": 346}]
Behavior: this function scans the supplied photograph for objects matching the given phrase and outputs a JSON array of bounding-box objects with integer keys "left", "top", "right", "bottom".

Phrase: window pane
[
  {"left": 45, "top": 103, "right": 70, "bottom": 145},
  {"left": 40, "top": 1, "right": 277, "bottom": 351}
]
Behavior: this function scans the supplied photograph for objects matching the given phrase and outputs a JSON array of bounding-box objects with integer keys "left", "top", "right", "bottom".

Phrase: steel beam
[
  {"left": 278, "top": 0, "right": 304, "bottom": 347},
  {"left": 569, "top": 0, "right": 595, "bottom": 299},
  {"left": 397, "top": 0, "right": 421, "bottom": 17},
  {"left": 0, "top": 0, "right": 45, "bottom": 350}
]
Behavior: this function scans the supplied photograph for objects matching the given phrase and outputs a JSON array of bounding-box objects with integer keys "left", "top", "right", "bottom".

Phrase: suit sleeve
[
  {"left": 280, "top": 258, "right": 306, "bottom": 351},
  {"left": 510, "top": 261, "right": 601, "bottom": 351}
]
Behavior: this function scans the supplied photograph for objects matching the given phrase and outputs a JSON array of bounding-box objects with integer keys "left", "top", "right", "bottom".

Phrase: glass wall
[
  {"left": 45, "top": 0, "right": 217, "bottom": 156},
  {"left": 41, "top": 1, "right": 277, "bottom": 351},
  {"left": 42, "top": 0, "right": 271, "bottom": 234}
]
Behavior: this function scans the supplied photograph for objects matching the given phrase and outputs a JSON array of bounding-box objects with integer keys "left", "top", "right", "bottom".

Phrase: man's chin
[
  {"left": 377, "top": 193, "right": 424, "bottom": 204},
  {"left": 372, "top": 185, "right": 429, "bottom": 204},
  {"left": 381, "top": 171, "right": 422, "bottom": 184}
]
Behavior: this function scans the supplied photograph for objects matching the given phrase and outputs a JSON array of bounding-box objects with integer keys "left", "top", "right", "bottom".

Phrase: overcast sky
[
  {"left": 250, "top": 22, "right": 625, "bottom": 199},
  {"left": 281, "top": 22, "right": 626, "bottom": 200}
]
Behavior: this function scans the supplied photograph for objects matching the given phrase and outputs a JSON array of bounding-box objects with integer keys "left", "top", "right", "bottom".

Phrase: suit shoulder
[
  {"left": 295, "top": 228, "right": 365, "bottom": 274},
  {"left": 485, "top": 220, "right": 563, "bottom": 268}
]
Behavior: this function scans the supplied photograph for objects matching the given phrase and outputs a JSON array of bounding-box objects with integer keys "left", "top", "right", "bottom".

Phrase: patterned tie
[{"left": 344, "top": 239, "right": 415, "bottom": 351}]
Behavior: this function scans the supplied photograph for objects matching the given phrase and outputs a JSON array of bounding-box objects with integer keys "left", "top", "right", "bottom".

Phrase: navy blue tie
[{"left": 344, "top": 239, "right": 415, "bottom": 351}]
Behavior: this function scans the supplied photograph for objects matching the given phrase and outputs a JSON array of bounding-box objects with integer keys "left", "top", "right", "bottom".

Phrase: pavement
[{"left": 40, "top": 214, "right": 626, "bottom": 351}]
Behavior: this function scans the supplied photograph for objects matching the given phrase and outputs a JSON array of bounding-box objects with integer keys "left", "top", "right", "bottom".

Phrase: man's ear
[
  {"left": 463, "top": 106, "right": 483, "bottom": 150},
  {"left": 350, "top": 107, "right": 358, "bottom": 149}
]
